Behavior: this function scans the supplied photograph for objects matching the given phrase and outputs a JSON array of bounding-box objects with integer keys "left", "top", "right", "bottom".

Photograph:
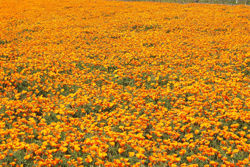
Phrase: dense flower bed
[{"left": 0, "top": 0, "right": 250, "bottom": 166}]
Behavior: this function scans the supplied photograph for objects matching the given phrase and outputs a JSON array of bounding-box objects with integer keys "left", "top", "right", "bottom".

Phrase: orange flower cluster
[{"left": 0, "top": 0, "right": 250, "bottom": 166}]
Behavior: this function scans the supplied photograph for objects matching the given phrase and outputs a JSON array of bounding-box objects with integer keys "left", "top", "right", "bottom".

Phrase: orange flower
[
  {"left": 64, "top": 155, "right": 71, "bottom": 159},
  {"left": 136, "top": 153, "right": 147, "bottom": 159},
  {"left": 119, "top": 141, "right": 126, "bottom": 147},
  {"left": 186, "top": 156, "right": 194, "bottom": 162},
  {"left": 9, "top": 162, "right": 16, "bottom": 166},
  {"left": 59, "top": 146, "right": 67, "bottom": 153},
  {"left": 210, "top": 161, "right": 219, "bottom": 166},
  {"left": 129, "top": 152, "right": 135, "bottom": 157},
  {"left": 85, "top": 155, "right": 93, "bottom": 163},
  {"left": 118, "top": 148, "right": 125, "bottom": 154},
  {"left": 24, "top": 155, "right": 30, "bottom": 160},
  {"left": 74, "top": 146, "right": 81, "bottom": 152},
  {"left": 179, "top": 149, "right": 186, "bottom": 156},
  {"left": 77, "top": 157, "right": 83, "bottom": 163}
]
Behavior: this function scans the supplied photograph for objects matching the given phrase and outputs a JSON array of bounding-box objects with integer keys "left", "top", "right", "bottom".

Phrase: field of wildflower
[{"left": 0, "top": 0, "right": 250, "bottom": 166}]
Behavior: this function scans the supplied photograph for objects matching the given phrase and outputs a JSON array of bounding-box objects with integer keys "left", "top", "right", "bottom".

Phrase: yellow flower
[{"left": 129, "top": 152, "right": 135, "bottom": 157}]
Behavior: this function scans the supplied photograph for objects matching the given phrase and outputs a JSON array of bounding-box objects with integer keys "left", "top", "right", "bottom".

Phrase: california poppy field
[{"left": 0, "top": 0, "right": 250, "bottom": 166}]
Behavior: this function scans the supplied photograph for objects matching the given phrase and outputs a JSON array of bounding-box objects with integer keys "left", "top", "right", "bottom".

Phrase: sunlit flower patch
[{"left": 0, "top": 0, "right": 250, "bottom": 166}]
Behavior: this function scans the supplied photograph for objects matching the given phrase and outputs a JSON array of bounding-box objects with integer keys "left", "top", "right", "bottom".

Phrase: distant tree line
[{"left": 122, "top": 0, "right": 249, "bottom": 5}]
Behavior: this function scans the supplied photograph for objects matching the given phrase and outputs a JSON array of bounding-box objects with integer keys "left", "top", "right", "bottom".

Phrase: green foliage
[
  {"left": 0, "top": 150, "right": 33, "bottom": 167},
  {"left": 44, "top": 112, "right": 60, "bottom": 125},
  {"left": 242, "top": 61, "right": 250, "bottom": 76},
  {"left": 15, "top": 80, "right": 30, "bottom": 93},
  {"left": 76, "top": 62, "right": 85, "bottom": 70},
  {"left": 0, "top": 40, "right": 9, "bottom": 45},
  {"left": 106, "top": 141, "right": 123, "bottom": 161},
  {"left": 143, "top": 43, "right": 155, "bottom": 47},
  {"left": 117, "top": 77, "right": 135, "bottom": 87},
  {"left": 131, "top": 24, "right": 159, "bottom": 32},
  {"left": 58, "top": 84, "right": 80, "bottom": 97}
]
